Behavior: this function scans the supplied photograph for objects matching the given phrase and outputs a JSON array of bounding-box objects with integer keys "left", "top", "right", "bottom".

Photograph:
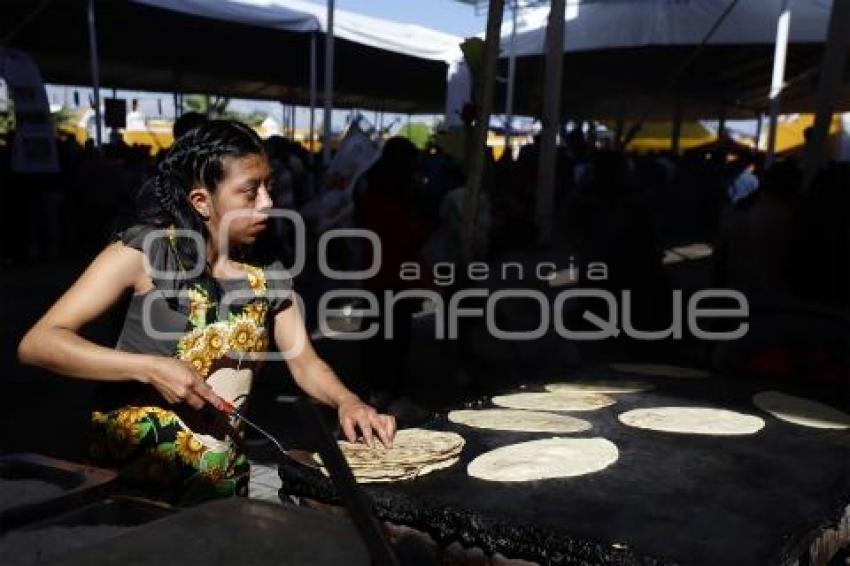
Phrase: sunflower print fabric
[
  {"left": 91, "top": 406, "right": 249, "bottom": 504},
  {"left": 91, "top": 261, "right": 275, "bottom": 505},
  {"left": 175, "top": 264, "right": 270, "bottom": 378}
]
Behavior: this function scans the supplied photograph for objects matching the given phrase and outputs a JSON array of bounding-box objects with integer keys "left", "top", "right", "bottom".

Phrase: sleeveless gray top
[{"left": 95, "top": 224, "right": 293, "bottom": 415}]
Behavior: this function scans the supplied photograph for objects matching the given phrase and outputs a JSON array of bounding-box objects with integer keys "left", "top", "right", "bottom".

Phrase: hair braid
[{"left": 136, "top": 120, "right": 265, "bottom": 272}]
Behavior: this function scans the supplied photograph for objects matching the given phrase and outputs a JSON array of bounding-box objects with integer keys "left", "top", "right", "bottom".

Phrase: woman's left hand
[{"left": 338, "top": 396, "right": 396, "bottom": 448}]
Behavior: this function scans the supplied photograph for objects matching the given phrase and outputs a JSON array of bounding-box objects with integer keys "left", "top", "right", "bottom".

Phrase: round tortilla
[
  {"left": 753, "top": 391, "right": 850, "bottom": 430},
  {"left": 467, "top": 438, "right": 618, "bottom": 482},
  {"left": 618, "top": 407, "right": 765, "bottom": 435},
  {"left": 448, "top": 409, "right": 591, "bottom": 433},
  {"left": 671, "top": 243, "right": 713, "bottom": 259},
  {"left": 545, "top": 379, "right": 653, "bottom": 394},
  {"left": 609, "top": 363, "right": 712, "bottom": 379},
  {"left": 491, "top": 391, "right": 615, "bottom": 412}
]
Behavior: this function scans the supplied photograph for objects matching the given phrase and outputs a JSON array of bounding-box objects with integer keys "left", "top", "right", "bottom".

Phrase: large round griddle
[{"left": 279, "top": 369, "right": 850, "bottom": 565}]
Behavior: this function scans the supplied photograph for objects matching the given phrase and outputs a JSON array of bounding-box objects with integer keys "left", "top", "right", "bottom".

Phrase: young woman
[{"left": 18, "top": 120, "right": 395, "bottom": 504}]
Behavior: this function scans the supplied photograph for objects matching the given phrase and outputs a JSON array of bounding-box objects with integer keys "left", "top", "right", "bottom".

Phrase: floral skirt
[{"left": 90, "top": 406, "right": 249, "bottom": 506}]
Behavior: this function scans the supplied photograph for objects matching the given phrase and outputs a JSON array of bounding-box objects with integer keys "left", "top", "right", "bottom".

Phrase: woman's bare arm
[
  {"left": 274, "top": 302, "right": 396, "bottom": 447},
  {"left": 17, "top": 242, "right": 223, "bottom": 409},
  {"left": 19, "top": 242, "right": 150, "bottom": 381}
]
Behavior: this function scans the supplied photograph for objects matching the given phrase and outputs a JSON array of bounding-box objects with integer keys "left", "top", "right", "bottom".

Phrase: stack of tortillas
[{"left": 314, "top": 428, "right": 465, "bottom": 483}]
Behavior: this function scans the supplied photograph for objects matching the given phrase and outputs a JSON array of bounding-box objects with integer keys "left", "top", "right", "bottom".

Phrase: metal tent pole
[
  {"left": 671, "top": 99, "right": 683, "bottom": 155},
  {"left": 504, "top": 1, "right": 519, "bottom": 156},
  {"left": 766, "top": 0, "right": 792, "bottom": 166},
  {"left": 309, "top": 32, "right": 317, "bottom": 151},
  {"left": 309, "top": 31, "right": 318, "bottom": 195},
  {"left": 86, "top": 0, "right": 102, "bottom": 147},
  {"left": 322, "top": 0, "right": 335, "bottom": 167}
]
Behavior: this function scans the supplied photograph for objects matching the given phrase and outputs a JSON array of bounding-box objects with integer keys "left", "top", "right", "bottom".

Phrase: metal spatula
[{"left": 219, "top": 401, "right": 319, "bottom": 469}]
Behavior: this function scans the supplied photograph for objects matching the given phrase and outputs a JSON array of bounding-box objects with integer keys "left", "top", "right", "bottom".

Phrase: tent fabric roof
[
  {"left": 135, "top": 0, "right": 320, "bottom": 33},
  {"left": 2, "top": 0, "right": 459, "bottom": 113},
  {"left": 136, "top": 0, "right": 462, "bottom": 62},
  {"left": 494, "top": 0, "right": 849, "bottom": 119},
  {"left": 501, "top": 0, "right": 834, "bottom": 57},
  {"left": 272, "top": 0, "right": 462, "bottom": 61}
]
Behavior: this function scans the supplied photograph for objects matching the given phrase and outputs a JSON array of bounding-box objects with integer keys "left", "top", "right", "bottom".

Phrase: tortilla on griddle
[
  {"left": 618, "top": 407, "right": 765, "bottom": 435},
  {"left": 671, "top": 243, "right": 713, "bottom": 259},
  {"left": 753, "top": 391, "right": 850, "bottom": 430},
  {"left": 609, "top": 363, "right": 711, "bottom": 379},
  {"left": 491, "top": 391, "right": 615, "bottom": 412},
  {"left": 467, "top": 437, "right": 618, "bottom": 482},
  {"left": 545, "top": 379, "right": 653, "bottom": 394},
  {"left": 448, "top": 408, "right": 591, "bottom": 433}
]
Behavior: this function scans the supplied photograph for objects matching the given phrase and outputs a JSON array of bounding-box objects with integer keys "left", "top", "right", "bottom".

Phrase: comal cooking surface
[{"left": 279, "top": 370, "right": 850, "bottom": 565}]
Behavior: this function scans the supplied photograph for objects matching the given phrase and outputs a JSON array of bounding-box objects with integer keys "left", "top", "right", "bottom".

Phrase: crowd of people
[{"left": 2, "top": 115, "right": 848, "bottom": 406}]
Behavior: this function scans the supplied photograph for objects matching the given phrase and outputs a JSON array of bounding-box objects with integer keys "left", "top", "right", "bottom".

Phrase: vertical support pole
[
  {"left": 535, "top": 0, "right": 566, "bottom": 246},
  {"left": 754, "top": 111, "right": 764, "bottom": 150},
  {"left": 804, "top": 0, "right": 850, "bottom": 181},
  {"left": 461, "top": 0, "right": 505, "bottom": 263},
  {"left": 766, "top": 0, "right": 792, "bottom": 165},
  {"left": 671, "top": 99, "right": 683, "bottom": 155},
  {"left": 504, "top": 0, "right": 518, "bottom": 156},
  {"left": 86, "top": 0, "right": 102, "bottom": 147},
  {"left": 309, "top": 31, "right": 318, "bottom": 197},
  {"left": 614, "top": 114, "right": 625, "bottom": 149},
  {"left": 322, "top": 0, "right": 335, "bottom": 167}
]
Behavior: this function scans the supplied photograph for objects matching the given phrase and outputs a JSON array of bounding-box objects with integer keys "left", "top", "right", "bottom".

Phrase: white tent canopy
[
  {"left": 130, "top": 0, "right": 461, "bottom": 160},
  {"left": 273, "top": 0, "right": 462, "bottom": 62},
  {"left": 484, "top": 0, "right": 847, "bottom": 120},
  {"left": 4, "top": 0, "right": 460, "bottom": 115},
  {"left": 501, "top": 0, "right": 833, "bottom": 57},
  {"left": 134, "top": 0, "right": 319, "bottom": 33},
  {"left": 135, "top": 0, "right": 461, "bottom": 62}
]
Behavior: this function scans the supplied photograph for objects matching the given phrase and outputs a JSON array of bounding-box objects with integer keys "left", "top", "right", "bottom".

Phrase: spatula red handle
[{"left": 219, "top": 400, "right": 237, "bottom": 416}]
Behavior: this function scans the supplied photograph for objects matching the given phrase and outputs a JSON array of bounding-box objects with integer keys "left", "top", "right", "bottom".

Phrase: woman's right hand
[{"left": 140, "top": 356, "right": 225, "bottom": 411}]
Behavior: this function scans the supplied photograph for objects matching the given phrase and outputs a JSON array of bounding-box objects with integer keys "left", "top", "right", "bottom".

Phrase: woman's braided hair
[{"left": 138, "top": 119, "right": 265, "bottom": 270}]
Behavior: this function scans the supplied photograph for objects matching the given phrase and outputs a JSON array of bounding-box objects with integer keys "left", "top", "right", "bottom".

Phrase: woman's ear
[{"left": 187, "top": 186, "right": 212, "bottom": 220}]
